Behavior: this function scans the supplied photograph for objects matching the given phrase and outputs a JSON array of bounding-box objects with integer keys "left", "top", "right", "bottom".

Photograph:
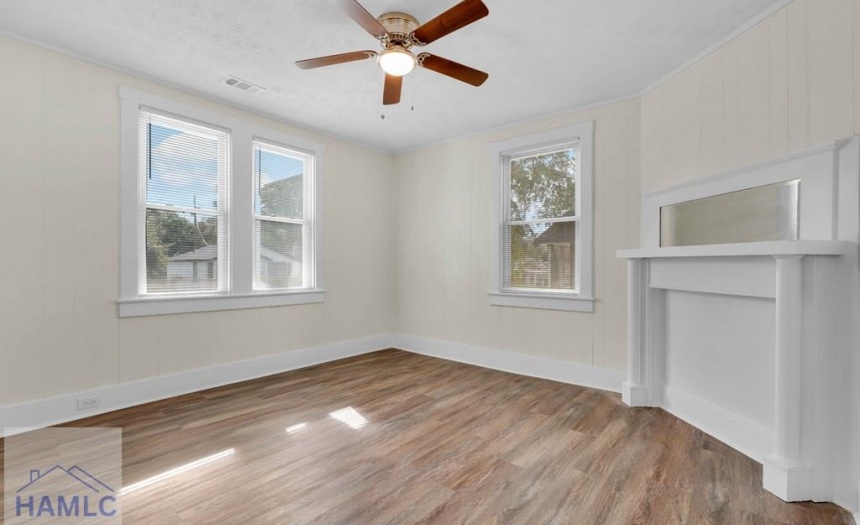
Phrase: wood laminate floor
[{"left": 0, "top": 349, "right": 854, "bottom": 524}]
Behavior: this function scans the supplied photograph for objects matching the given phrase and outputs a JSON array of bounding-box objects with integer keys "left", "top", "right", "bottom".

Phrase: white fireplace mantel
[
  {"left": 618, "top": 241, "right": 854, "bottom": 502},
  {"left": 617, "top": 137, "right": 860, "bottom": 510}
]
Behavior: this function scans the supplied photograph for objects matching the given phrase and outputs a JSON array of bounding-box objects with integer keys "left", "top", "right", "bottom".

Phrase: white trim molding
[
  {"left": 488, "top": 121, "right": 595, "bottom": 312},
  {"left": 1, "top": 334, "right": 392, "bottom": 437},
  {"left": 638, "top": 0, "right": 795, "bottom": 97},
  {"left": 663, "top": 385, "right": 774, "bottom": 462},
  {"left": 393, "top": 334, "right": 624, "bottom": 393},
  {"left": 119, "top": 86, "right": 326, "bottom": 317},
  {"left": 118, "top": 289, "right": 326, "bottom": 317},
  {"left": 487, "top": 292, "right": 594, "bottom": 312}
]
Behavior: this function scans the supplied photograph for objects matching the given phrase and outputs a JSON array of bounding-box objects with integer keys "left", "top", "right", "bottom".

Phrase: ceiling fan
[{"left": 296, "top": 0, "right": 490, "bottom": 105}]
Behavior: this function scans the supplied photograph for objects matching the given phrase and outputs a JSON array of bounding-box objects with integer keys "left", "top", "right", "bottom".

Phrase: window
[
  {"left": 253, "top": 141, "right": 314, "bottom": 290},
  {"left": 489, "top": 122, "right": 594, "bottom": 312},
  {"left": 140, "top": 111, "right": 229, "bottom": 295},
  {"left": 119, "top": 88, "right": 324, "bottom": 317}
]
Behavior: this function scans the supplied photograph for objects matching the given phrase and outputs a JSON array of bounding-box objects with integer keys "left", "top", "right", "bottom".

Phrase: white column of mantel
[
  {"left": 622, "top": 259, "right": 651, "bottom": 406},
  {"left": 763, "top": 254, "right": 813, "bottom": 502},
  {"left": 774, "top": 255, "right": 804, "bottom": 462}
]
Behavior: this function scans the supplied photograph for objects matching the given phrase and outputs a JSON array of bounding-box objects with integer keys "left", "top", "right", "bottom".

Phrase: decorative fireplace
[{"left": 618, "top": 137, "right": 860, "bottom": 508}]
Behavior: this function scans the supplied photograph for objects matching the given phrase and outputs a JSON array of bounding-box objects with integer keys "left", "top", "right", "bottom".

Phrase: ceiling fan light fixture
[
  {"left": 378, "top": 47, "right": 416, "bottom": 76},
  {"left": 295, "top": 0, "right": 490, "bottom": 104}
]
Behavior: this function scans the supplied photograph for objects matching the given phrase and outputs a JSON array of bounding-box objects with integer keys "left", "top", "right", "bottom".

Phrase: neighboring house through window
[
  {"left": 119, "top": 88, "right": 325, "bottom": 317},
  {"left": 489, "top": 122, "right": 594, "bottom": 312}
]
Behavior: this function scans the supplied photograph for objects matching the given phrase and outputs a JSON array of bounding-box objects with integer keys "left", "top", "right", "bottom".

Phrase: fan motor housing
[{"left": 378, "top": 12, "right": 419, "bottom": 44}]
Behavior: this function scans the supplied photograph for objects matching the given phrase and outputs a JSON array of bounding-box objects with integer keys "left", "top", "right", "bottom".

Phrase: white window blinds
[
  {"left": 138, "top": 110, "right": 230, "bottom": 294},
  {"left": 253, "top": 140, "right": 314, "bottom": 290},
  {"left": 502, "top": 143, "right": 579, "bottom": 292}
]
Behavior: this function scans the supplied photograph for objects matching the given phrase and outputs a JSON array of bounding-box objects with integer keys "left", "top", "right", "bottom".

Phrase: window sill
[
  {"left": 118, "top": 289, "right": 326, "bottom": 318},
  {"left": 488, "top": 292, "right": 595, "bottom": 312}
]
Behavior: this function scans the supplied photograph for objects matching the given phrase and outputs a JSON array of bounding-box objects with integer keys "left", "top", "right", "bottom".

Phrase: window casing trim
[
  {"left": 119, "top": 87, "right": 325, "bottom": 317},
  {"left": 488, "top": 122, "right": 594, "bottom": 312}
]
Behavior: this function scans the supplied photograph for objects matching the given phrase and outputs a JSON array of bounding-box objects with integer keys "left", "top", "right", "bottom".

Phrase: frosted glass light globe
[{"left": 378, "top": 47, "right": 416, "bottom": 76}]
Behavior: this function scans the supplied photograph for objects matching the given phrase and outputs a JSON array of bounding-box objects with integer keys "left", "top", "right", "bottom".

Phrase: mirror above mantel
[{"left": 659, "top": 179, "right": 800, "bottom": 247}]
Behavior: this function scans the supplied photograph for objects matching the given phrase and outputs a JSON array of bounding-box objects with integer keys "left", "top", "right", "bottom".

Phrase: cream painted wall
[
  {"left": 640, "top": 0, "right": 859, "bottom": 192},
  {"left": 392, "top": 99, "right": 641, "bottom": 371},
  {"left": 0, "top": 36, "right": 394, "bottom": 406}
]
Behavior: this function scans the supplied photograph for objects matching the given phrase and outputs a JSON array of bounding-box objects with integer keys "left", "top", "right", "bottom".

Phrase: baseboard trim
[
  {"left": 393, "top": 334, "right": 624, "bottom": 393},
  {"left": 0, "top": 334, "right": 393, "bottom": 437},
  {"left": 1, "top": 333, "right": 624, "bottom": 436},
  {"left": 662, "top": 385, "right": 774, "bottom": 463}
]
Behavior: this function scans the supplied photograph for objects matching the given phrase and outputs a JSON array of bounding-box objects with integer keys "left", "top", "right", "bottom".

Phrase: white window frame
[
  {"left": 251, "top": 139, "right": 317, "bottom": 292},
  {"left": 488, "top": 122, "right": 594, "bottom": 312},
  {"left": 119, "top": 87, "right": 325, "bottom": 317}
]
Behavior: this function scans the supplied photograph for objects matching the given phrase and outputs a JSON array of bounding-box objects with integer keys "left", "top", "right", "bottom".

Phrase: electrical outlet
[{"left": 76, "top": 397, "right": 100, "bottom": 411}]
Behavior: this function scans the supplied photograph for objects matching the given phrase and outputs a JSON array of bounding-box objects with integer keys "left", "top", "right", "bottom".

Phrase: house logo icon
[{"left": 15, "top": 465, "right": 118, "bottom": 519}]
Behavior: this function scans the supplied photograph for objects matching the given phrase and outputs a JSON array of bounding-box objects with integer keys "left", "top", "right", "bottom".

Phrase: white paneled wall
[
  {"left": 0, "top": 36, "right": 395, "bottom": 406},
  {"left": 393, "top": 99, "right": 641, "bottom": 371},
  {"left": 639, "top": 0, "right": 860, "bottom": 509},
  {"left": 641, "top": 0, "right": 860, "bottom": 192}
]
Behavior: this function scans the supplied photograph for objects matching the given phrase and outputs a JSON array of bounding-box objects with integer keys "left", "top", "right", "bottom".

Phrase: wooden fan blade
[
  {"left": 412, "top": 0, "right": 488, "bottom": 45},
  {"left": 296, "top": 51, "right": 376, "bottom": 69},
  {"left": 383, "top": 74, "right": 402, "bottom": 105},
  {"left": 418, "top": 54, "right": 488, "bottom": 86},
  {"left": 333, "top": 0, "right": 389, "bottom": 38}
]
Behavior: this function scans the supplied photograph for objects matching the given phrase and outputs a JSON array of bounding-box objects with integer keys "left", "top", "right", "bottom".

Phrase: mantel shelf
[{"left": 617, "top": 240, "right": 856, "bottom": 260}]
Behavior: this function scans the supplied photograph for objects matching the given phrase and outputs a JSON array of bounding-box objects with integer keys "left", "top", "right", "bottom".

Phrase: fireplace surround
[{"left": 618, "top": 137, "right": 860, "bottom": 508}]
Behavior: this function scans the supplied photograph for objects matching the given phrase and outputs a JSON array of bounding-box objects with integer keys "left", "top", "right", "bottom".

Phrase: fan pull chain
[{"left": 410, "top": 74, "right": 416, "bottom": 111}]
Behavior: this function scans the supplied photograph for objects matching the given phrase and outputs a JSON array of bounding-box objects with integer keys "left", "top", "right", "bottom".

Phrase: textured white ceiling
[{"left": 0, "top": 0, "right": 783, "bottom": 153}]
